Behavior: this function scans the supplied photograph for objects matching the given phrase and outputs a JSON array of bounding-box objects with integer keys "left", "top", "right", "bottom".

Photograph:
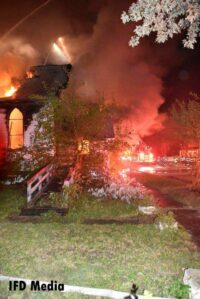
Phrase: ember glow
[
  {"left": 26, "top": 71, "right": 34, "bottom": 79},
  {"left": 4, "top": 85, "right": 17, "bottom": 97}
]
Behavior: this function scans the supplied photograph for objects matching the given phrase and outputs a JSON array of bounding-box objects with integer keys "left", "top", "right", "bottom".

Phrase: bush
[
  {"left": 45, "top": 184, "right": 81, "bottom": 209},
  {"left": 88, "top": 181, "right": 145, "bottom": 204}
]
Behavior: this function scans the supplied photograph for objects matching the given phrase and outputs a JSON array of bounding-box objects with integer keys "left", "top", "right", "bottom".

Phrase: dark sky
[{"left": 0, "top": 0, "right": 199, "bottom": 149}]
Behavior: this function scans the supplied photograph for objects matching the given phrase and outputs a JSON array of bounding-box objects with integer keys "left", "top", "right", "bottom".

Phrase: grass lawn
[
  {"left": 134, "top": 173, "right": 200, "bottom": 209},
  {"left": 66, "top": 193, "right": 139, "bottom": 222},
  {"left": 0, "top": 184, "right": 200, "bottom": 299}
]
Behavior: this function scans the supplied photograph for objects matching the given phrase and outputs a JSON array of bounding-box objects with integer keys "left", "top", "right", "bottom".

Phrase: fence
[{"left": 27, "top": 164, "right": 54, "bottom": 205}]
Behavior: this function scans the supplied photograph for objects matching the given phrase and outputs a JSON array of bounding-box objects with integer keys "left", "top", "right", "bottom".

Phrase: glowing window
[{"left": 9, "top": 108, "right": 23, "bottom": 149}]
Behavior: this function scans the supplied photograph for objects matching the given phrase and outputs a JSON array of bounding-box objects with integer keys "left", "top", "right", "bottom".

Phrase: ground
[
  {"left": 0, "top": 184, "right": 200, "bottom": 299},
  {"left": 134, "top": 173, "right": 200, "bottom": 208}
]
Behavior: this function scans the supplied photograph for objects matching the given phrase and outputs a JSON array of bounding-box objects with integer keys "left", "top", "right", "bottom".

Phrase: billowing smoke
[
  {"left": 0, "top": 0, "right": 190, "bottom": 140},
  {"left": 57, "top": 3, "right": 171, "bottom": 136},
  {"left": 0, "top": 37, "right": 38, "bottom": 97}
]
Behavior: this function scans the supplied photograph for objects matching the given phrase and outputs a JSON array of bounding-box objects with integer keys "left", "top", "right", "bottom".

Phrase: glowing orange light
[
  {"left": 9, "top": 108, "right": 23, "bottom": 149},
  {"left": 4, "top": 85, "right": 17, "bottom": 97},
  {"left": 27, "top": 71, "right": 34, "bottom": 79},
  {"left": 78, "top": 140, "right": 90, "bottom": 154}
]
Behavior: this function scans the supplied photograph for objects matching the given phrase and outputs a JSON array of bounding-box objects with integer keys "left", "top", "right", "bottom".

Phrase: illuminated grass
[
  {"left": 0, "top": 184, "right": 25, "bottom": 220},
  {"left": 1, "top": 222, "right": 200, "bottom": 297},
  {"left": 0, "top": 185, "right": 200, "bottom": 298},
  {"left": 66, "top": 194, "right": 138, "bottom": 222}
]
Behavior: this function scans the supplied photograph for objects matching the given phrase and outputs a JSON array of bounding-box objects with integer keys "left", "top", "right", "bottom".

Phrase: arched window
[{"left": 9, "top": 108, "right": 23, "bottom": 149}]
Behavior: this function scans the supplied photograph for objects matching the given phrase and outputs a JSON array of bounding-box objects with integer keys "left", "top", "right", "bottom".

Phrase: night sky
[{"left": 0, "top": 0, "right": 200, "bottom": 153}]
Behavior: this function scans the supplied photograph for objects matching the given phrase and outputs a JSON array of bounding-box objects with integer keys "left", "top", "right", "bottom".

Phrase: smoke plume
[
  {"left": 0, "top": 37, "right": 38, "bottom": 97},
  {"left": 58, "top": 3, "right": 174, "bottom": 136},
  {"left": 0, "top": 0, "right": 194, "bottom": 140}
]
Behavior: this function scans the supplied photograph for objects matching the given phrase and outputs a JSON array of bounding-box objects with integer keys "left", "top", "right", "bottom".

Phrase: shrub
[
  {"left": 88, "top": 183, "right": 144, "bottom": 203},
  {"left": 88, "top": 181, "right": 145, "bottom": 204},
  {"left": 45, "top": 184, "right": 81, "bottom": 209}
]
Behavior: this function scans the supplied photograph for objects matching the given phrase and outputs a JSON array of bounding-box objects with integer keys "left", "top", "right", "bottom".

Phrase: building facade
[{"left": 0, "top": 64, "right": 72, "bottom": 168}]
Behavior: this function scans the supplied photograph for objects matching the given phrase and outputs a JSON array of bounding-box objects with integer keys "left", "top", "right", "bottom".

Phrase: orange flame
[{"left": 4, "top": 85, "right": 17, "bottom": 97}]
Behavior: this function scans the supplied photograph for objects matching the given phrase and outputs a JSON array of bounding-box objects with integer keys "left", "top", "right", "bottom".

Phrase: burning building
[
  {"left": 0, "top": 64, "right": 72, "bottom": 167},
  {"left": 0, "top": 63, "right": 115, "bottom": 185}
]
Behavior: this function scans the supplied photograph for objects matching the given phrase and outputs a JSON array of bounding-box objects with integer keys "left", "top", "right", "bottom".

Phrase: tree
[
  {"left": 12, "top": 92, "right": 113, "bottom": 170},
  {"left": 11, "top": 90, "right": 124, "bottom": 187},
  {"left": 172, "top": 93, "right": 200, "bottom": 187},
  {"left": 51, "top": 92, "right": 116, "bottom": 187},
  {"left": 121, "top": 0, "right": 200, "bottom": 49}
]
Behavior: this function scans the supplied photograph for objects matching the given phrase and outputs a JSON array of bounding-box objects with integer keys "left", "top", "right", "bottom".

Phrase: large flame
[{"left": 4, "top": 85, "right": 17, "bottom": 97}]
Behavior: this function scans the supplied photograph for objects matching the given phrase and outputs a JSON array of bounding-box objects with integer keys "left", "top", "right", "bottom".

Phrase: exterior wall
[
  {"left": 0, "top": 109, "right": 8, "bottom": 165},
  {"left": 0, "top": 63, "right": 72, "bottom": 170},
  {"left": 24, "top": 118, "right": 37, "bottom": 147}
]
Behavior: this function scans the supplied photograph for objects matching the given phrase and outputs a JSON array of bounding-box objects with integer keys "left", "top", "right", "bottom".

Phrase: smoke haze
[{"left": 0, "top": 0, "right": 199, "bottom": 144}]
